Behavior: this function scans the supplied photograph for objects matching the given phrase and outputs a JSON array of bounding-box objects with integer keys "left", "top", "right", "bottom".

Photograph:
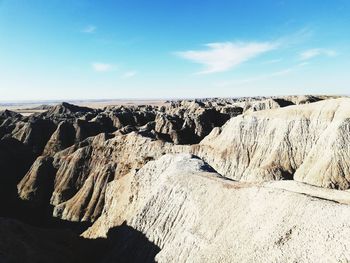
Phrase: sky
[{"left": 0, "top": 0, "right": 349, "bottom": 101}]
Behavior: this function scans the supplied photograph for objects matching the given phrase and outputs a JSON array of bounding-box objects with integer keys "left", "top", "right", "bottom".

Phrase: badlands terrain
[{"left": 1, "top": 95, "right": 350, "bottom": 262}]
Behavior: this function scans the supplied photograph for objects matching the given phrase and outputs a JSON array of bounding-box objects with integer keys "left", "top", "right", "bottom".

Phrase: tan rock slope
[
  {"left": 196, "top": 98, "right": 350, "bottom": 189},
  {"left": 49, "top": 133, "right": 186, "bottom": 222},
  {"left": 5, "top": 95, "right": 350, "bottom": 262},
  {"left": 84, "top": 154, "right": 350, "bottom": 263},
  {"left": 16, "top": 97, "right": 350, "bottom": 224}
]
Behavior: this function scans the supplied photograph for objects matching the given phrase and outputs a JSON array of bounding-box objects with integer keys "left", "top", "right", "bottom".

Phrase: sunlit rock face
[
  {"left": 84, "top": 153, "right": 350, "bottom": 263},
  {"left": 196, "top": 98, "right": 350, "bottom": 189},
  {"left": 3, "top": 95, "right": 350, "bottom": 262},
  {"left": 17, "top": 96, "right": 350, "bottom": 224}
]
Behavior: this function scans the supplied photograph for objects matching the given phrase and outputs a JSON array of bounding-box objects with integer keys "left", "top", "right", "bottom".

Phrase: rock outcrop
[
  {"left": 2, "top": 95, "right": 350, "bottom": 262},
  {"left": 42, "top": 121, "right": 76, "bottom": 156},
  {"left": 84, "top": 154, "right": 350, "bottom": 263},
  {"left": 11, "top": 118, "right": 57, "bottom": 155},
  {"left": 17, "top": 156, "right": 56, "bottom": 206},
  {"left": 195, "top": 98, "right": 350, "bottom": 189},
  {"left": 16, "top": 96, "right": 350, "bottom": 223},
  {"left": 47, "top": 133, "right": 186, "bottom": 222}
]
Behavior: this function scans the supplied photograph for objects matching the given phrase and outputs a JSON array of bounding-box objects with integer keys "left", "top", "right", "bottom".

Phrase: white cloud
[
  {"left": 82, "top": 25, "right": 97, "bottom": 33},
  {"left": 215, "top": 66, "right": 298, "bottom": 87},
  {"left": 122, "top": 71, "right": 137, "bottom": 78},
  {"left": 176, "top": 41, "right": 277, "bottom": 74},
  {"left": 277, "top": 27, "right": 313, "bottom": 47},
  {"left": 299, "top": 48, "right": 337, "bottom": 60},
  {"left": 262, "top": 58, "right": 282, "bottom": 64},
  {"left": 297, "top": 62, "right": 310, "bottom": 67},
  {"left": 269, "top": 68, "right": 294, "bottom": 77},
  {"left": 92, "top": 62, "right": 113, "bottom": 72}
]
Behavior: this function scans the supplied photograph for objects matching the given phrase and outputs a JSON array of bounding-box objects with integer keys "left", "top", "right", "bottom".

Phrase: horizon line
[{"left": 0, "top": 93, "right": 347, "bottom": 105}]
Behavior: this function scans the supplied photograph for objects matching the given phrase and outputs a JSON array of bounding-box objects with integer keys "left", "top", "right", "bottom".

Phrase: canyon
[{"left": 1, "top": 95, "right": 350, "bottom": 262}]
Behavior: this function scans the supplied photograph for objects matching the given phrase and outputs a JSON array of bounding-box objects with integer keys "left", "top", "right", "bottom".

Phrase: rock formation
[
  {"left": 84, "top": 154, "right": 350, "bottom": 263},
  {"left": 49, "top": 132, "right": 187, "bottom": 222},
  {"left": 17, "top": 156, "right": 56, "bottom": 206},
  {"left": 1, "top": 95, "right": 350, "bottom": 262},
  {"left": 196, "top": 98, "right": 350, "bottom": 189},
  {"left": 18, "top": 96, "right": 350, "bottom": 223}
]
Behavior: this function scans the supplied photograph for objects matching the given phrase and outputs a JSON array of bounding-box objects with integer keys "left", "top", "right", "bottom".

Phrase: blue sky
[{"left": 0, "top": 0, "right": 349, "bottom": 101}]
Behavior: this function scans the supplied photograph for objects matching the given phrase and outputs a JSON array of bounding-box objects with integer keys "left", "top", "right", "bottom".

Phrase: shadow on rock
[
  {"left": 0, "top": 219, "right": 160, "bottom": 263},
  {"left": 101, "top": 222, "right": 161, "bottom": 263}
]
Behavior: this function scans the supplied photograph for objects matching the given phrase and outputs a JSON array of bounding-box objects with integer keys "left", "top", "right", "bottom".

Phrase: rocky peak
[
  {"left": 45, "top": 102, "right": 95, "bottom": 116},
  {"left": 0, "top": 109, "right": 22, "bottom": 119}
]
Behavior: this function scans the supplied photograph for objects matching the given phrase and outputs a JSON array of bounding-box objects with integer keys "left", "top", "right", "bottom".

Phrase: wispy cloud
[
  {"left": 269, "top": 68, "right": 294, "bottom": 77},
  {"left": 262, "top": 58, "right": 282, "bottom": 64},
  {"left": 92, "top": 62, "right": 113, "bottom": 72},
  {"left": 277, "top": 27, "right": 313, "bottom": 47},
  {"left": 122, "top": 71, "right": 137, "bottom": 78},
  {"left": 82, "top": 25, "right": 97, "bottom": 33},
  {"left": 299, "top": 48, "right": 337, "bottom": 60},
  {"left": 215, "top": 62, "right": 308, "bottom": 87},
  {"left": 297, "top": 61, "right": 310, "bottom": 67},
  {"left": 176, "top": 41, "right": 277, "bottom": 74}
]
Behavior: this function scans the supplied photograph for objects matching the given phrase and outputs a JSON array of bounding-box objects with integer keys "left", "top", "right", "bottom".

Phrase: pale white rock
[
  {"left": 195, "top": 98, "right": 350, "bottom": 189},
  {"left": 84, "top": 154, "right": 350, "bottom": 263}
]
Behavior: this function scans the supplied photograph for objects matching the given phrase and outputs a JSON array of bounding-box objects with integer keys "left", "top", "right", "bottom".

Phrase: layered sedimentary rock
[
  {"left": 48, "top": 133, "right": 186, "bottom": 222},
  {"left": 42, "top": 121, "right": 76, "bottom": 156},
  {"left": 17, "top": 97, "right": 350, "bottom": 223},
  {"left": 16, "top": 98, "right": 242, "bottom": 221},
  {"left": 45, "top": 102, "right": 95, "bottom": 117},
  {"left": 196, "top": 98, "right": 350, "bottom": 189},
  {"left": 17, "top": 156, "right": 56, "bottom": 206},
  {"left": 11, "top": 118, "right": 57, "bottom": 155},
  {"left": 19, "top": 129, "right": 186, "bottom": 222},
  {"left": 0, "top": 110, "right": 22, "bottom": 138},
  {"left": 2, "top": 95, "right": 350, "bottom": 262},
  {"left": 157, "top": 100, "right": 232, "bottom": 144},
  {"left": 85, "top": 154, "right": 350, "bottom": 263}
]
